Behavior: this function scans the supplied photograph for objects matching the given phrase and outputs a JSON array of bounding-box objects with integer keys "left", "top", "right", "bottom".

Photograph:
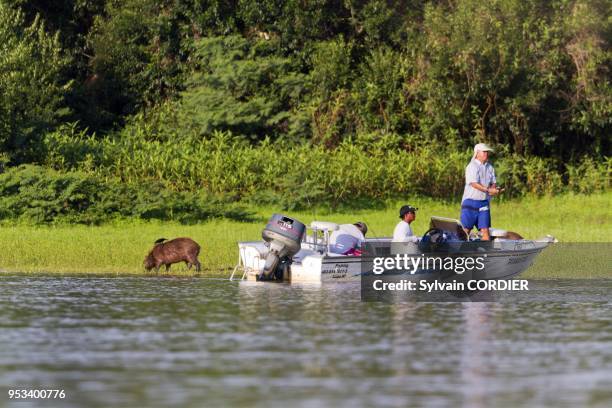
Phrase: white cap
[{"left": 473, "top": 143, "right": 494, "bottom": 158}]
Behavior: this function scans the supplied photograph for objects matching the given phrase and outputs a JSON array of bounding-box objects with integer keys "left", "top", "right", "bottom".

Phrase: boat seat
[{"left": 430, "top": 216, "right": 468, "bottom": 241}]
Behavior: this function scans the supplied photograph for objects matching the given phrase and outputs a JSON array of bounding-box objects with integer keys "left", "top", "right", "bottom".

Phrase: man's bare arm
[{"left": 469, "top": 182, "right": 502, "bottom": 196}]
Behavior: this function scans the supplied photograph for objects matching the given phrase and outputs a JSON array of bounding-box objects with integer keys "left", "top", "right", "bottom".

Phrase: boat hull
[{"left": 236, "top": 239, "right": 551, "bottom": 284}]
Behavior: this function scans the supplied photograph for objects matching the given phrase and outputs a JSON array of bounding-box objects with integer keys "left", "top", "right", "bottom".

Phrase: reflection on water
[{"left": 0, "top": 277, "right": 611, "bottom": 407}]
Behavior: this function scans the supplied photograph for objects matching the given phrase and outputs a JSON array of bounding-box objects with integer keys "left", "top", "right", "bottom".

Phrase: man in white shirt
[
  {"left": 460, "top": 143, "right": 504, "bottom": 240},
  {"left": 393, "top": 205, "right": 419, "bottom": 243}
]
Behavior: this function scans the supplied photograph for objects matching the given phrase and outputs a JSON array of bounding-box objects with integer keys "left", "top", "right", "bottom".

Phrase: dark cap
[
  {"left": 399, "top": 205, "right": 418, "bottom": 219},
  {"left": 354, "top": 221, "right": 368, "bottom": 235}
]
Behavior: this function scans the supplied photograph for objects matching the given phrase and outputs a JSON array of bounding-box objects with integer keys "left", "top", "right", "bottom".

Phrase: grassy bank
[{"left": 0, "top": 192, "right": 610, "bottom": 278}]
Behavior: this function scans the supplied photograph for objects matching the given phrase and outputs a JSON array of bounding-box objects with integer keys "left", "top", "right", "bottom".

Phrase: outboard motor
[{"left": 261, "top": 214, "right": 306, "bottom": 280}]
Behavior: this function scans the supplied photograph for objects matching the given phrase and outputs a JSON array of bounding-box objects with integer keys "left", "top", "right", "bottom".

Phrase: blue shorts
[{"left": 460, "top": 199, "right": 491, "bottom": 230}]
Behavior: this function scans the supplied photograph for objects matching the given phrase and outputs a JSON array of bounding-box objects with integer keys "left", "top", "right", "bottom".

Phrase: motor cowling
[{"left": 261, "top": 214, "right": 306, "bottom": 279}]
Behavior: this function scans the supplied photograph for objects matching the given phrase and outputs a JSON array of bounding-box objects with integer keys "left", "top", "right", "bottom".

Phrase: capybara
[
  {"left": 494, "top": 231, "right": 524, "bottom": 240},
  {"left": 144, "top": 237, "right": 201, "bottom": 272},
  {"left": 503, "top": 231, "right": 523, "bottom": 240}
]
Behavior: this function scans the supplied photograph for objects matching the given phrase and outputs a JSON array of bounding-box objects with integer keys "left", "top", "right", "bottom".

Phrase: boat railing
[
  {"left": 303, "top": 224, "right": 335, "bottom": 255},
  {"left": 302, "top": 221, "right": 338, "bottom": 255}
]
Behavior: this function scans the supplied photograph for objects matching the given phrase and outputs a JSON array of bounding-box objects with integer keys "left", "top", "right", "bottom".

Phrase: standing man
[
  {"left": 460, "top": 143, "right": 503, "bottom": 240},
  {"left": 393, "top": 205, "right": 419, "bottom": 242}
]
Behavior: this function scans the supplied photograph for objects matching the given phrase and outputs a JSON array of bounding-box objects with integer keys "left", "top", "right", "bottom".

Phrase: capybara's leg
[
  {"left": 165, "top": 264, "right": 171, "bottom": 272},
  {"left": 195, "top": 258, "right": 201, "bottom": 272},
  {"left": 186, "top": 261, "right": 191, "bottom": 270}
]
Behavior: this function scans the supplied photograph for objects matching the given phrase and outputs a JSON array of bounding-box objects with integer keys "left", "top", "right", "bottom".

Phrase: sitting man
[
  {"left": 329, "top": 222, "right": 368, "bottom": 255},
  {"left": 393, "top": 205, "right": 419, "bottom": 243}
]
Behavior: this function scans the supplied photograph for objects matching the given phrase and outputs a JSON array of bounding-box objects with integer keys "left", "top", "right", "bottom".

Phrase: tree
[
  {"left": 0, "top": 4, "right": 72, "bottom": 162},
  {"left": 180, "top": 36, "right": 310, "bottom": 141},
  {"left": 563, "top": 0, "right": 611, "bottom": 156},
  {"left": 85, "top": 0, "right": 191, "bottom": 129},
  {"left": 409, "top": 0, "right": 610, "bottom": 158}
]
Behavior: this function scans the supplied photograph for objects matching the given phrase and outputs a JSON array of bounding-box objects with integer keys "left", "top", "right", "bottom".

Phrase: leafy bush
[
  {"left": 42, "top": 123, "right": 106, "bottom": 171},
  {"left": 42, "top": 121, "right": 610, "bottom": 212},
  {"left": 0, "top": 165, "right": 251, "bottom": 224},
  {"left": 566, "top": 158, "right": 611, "bottom": 194}
]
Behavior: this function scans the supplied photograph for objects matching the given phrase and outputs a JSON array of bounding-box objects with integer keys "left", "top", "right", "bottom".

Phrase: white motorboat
[{"left": 232, "top": 214, "right": 555, "bottom": 284}]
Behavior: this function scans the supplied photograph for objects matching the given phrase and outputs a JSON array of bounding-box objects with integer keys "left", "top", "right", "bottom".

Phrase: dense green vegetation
[
  {"left": 0, "top": 0, "right": 609, "bottom": 224},
  {"left": 0, "top": 164, "right": 251, "bottom": 224},
  {"left": 0, "top": 192, "right": 610, "bottom": 277}
]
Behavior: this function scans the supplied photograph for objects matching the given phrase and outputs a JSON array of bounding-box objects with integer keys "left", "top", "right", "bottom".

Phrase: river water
[{"left": 0, "top": 276, "right": 611, "bottom": 407}]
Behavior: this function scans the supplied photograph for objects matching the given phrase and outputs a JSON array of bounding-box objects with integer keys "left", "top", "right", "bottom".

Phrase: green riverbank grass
[{"left": 0, "top": 192, "right": 610, "bottom": 278}]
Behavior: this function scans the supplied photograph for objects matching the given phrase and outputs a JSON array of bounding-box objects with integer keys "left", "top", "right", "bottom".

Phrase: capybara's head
[{"left": 143, "top": 253, "right": 156, "bottom": 271}]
